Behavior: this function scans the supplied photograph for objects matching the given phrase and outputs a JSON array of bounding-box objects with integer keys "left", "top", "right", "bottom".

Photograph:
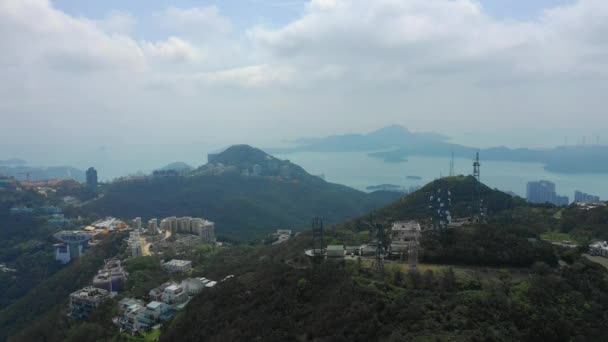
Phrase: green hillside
[{"left": 78, "top": 145, "right": 402, "bottom": 240}]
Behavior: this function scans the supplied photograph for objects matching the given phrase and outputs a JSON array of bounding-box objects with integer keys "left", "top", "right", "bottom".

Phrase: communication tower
[
  {"left": 429, "top": 182, "right": 452, "bottom": 232},
  {"left": 373, "top": 223, "right": 386, "bottom": 277},
  {"left": 449, "top": 151, "right": 455, "bottom": 177},
  {"left": 311, "top": 217, "right": 324, "bottom": 258},
  {"left": 473, "top": 152, "right": 480, "bottom": 182}
]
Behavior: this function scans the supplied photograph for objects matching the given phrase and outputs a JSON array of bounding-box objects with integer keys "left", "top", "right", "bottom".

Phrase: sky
[{"left": 1, "top": 0, "right": 608, "bottom": 174}]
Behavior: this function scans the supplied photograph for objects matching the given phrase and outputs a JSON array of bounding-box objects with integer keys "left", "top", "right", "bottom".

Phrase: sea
[
  {"left": 275, "top": 151, "right": 608, "bottom": 200},
  {"left": 8, "top": 142, "right": 607, "bottom": 201}
]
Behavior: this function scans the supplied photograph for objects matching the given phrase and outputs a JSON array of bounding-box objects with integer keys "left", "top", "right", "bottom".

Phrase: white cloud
[
  {"left": 0, "top": 0, "right": 146, "bottom": 72},
  {"left": 160, "top": 6, "right": 232, "bottom": 37},
  {"left": 97, "top": 11, "right": 137, "bottom": 34},
  {"left": 142, "top": 36, "right": 200, "bottom": 63},
  {"left": 197, "top": 65, "right": 295, "bottom": 87},
  {"left": 250, "top": 0, "right": 608, "bottom": 84}
]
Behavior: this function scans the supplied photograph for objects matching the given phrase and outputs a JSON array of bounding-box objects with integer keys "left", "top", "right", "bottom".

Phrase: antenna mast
[
  {"left": 449, "top": 151, "right": 455, "bottom": 177},
  {"left": 473, "top": 152, "right": 480, "bottom": 182},
  {"left": 311, "top": 217, "right": 324, "bottom": 259}
]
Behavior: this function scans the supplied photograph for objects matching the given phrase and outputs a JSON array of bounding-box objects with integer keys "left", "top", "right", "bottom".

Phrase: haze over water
[{"left": 276, "top": 151, "right": 608, "bottom": 201}]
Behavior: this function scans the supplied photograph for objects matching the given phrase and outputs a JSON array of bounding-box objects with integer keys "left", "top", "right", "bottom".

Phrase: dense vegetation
[
  {"left": 79, "top": 146, "right": 401, "bottom": 240},
  {"left": 0, "top": 232, "right": 126, "bottom": 341},
  {"left": 161, "top": 239, "right": 608, "bottom": 342}
]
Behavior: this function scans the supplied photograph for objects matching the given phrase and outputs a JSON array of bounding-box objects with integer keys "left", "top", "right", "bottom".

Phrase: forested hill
[
  {"left": 372, "top": 175, "right": 521, "bottom": 222},
  {"left": 78, "top": 145, "right": 402, "bottom": 240}
]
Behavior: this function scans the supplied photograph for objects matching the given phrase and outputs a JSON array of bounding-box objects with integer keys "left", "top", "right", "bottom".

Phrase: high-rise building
[
  {"left": 574, "top": 191, "right": 601, "bottom": 203},
  {"left": 148, "top": 218, "right": 158, "bottom": 235},
  {"left": 526, "top": 181, "right": 569, "bottom": 206},
  {"left": 86, "top": 167, "right": 98, "bottom": 189}
]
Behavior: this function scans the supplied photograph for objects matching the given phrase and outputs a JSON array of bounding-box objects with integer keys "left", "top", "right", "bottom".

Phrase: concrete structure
[
  {"left": 149, "top": 282, "right": 173, "bottom": 302},
  {"left": 180, "top": 277, "right": 217, "bottom": 295},
  {"left": 391, "top": 221, "right": 421, "bottom": 241},
  {"left": 527, "top": 181, "right": 569, "bottom": 206},
  {"left": 390, "top": 220, "right": 421, "bottom": 260},
  {"left": 162, "top": 259, "right": 192, "bottom": 273},
  {"left": 158, "top": 216, "right": 215, "bottom": 242},
  {"left": 161, "top": 284, "right": 188, "bottom": 305},
  {"left": 69, "top": 286, "right": 110, "bottom": 320},
  {"left": 54, "top": 230, "right": 96, "bottom": 264},
  {"left": 118, "top": 299, "right": 151, "bottom": 335},
  {"left": 590, "top": 241, "right": 608, "bottom": 257},
  {"left": 148, "top": 218, "right": 158, "bottom": 235},
  {"left": 86, "top": 167, "right": 98, "bottom": 189},
  {"left": 127, "top": 231, "right": 144, "bottom": 258},
  {"left": 132, "top": 217, "right": 142, "bottom": 230},
  {"left": 326, "top": 245, "right": 345, "bottom": 258},
  {"left": 118, "top": 298, "right": 174, "bottom": 334},
  {"left": 93, "top": 259, "right": 128, "bottom": 292},
  {"left": 144, "top": 301, "right": 173, "bottom": 321},
  {"left": 575, "top": 191, "right": 601, "bottom": 203}
]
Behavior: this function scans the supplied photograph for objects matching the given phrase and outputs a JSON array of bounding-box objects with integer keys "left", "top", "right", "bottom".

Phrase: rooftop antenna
[{"left": 449, "top": 151, "right": 455, "bottom": 177}]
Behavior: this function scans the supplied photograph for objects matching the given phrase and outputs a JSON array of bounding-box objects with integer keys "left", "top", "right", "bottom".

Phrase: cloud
[
  {"left": 159, "top": 6, "right": 232, "bottom": 37},
  {"left": 249, "top": 0, "right": 608, "bottom": 84},
  {"left": 142, "top": 36, "right": 200, "bottom": 63},
  {"left": 196, "top": 65, "right": 295, "bottom": 87},
  {"left": 0, "top": 0, "right": 146, "bottom": 72},
  {"left": 96, "top": 11, "right": 137, "bottom": 34}
]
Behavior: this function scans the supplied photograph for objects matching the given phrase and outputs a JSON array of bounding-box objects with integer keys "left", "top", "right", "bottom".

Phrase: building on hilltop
[
  {"left": 161, "top": 284, "right": 188, "bottom": 305},
  {"left": 389, "top": 221, "right": 421, "bottom": 259},
  {"left": 69, "top": 286, "right": 110, "bottom": 320},
  {"left": 526, "top": 180, "right": 569, "bottom": 206},
  {"left": 575, "top": 191, "right": 601, "bottom": 203},
  {"left": 158, "top": 216, "right": 215, "bottom": 243},
  {"left": 54, "top": 230, "right": 97, "bottom": 264}
]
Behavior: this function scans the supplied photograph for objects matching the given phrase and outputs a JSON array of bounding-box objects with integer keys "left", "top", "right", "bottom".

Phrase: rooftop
[
  {"left": 147, "top": 301, "right": 163, "bottom": 309},
  {"left": 164, "top": 259, "right": 192, "bottom": 266},
  {"left": 326, "top": 245, "right": 344, "bottom": 251}
]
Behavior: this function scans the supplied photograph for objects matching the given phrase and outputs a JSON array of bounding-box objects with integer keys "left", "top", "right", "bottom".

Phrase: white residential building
[
  {"left": 161, "top": 284, "right": 188, "bottom": 305},
  {"left": 162, "top": 259, "right": 192, "bottom": 273}
]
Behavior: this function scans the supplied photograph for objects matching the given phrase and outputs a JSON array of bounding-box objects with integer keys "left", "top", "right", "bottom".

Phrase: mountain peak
[{"left": 208, "top": 145, "right": 275, "bottom": 166}]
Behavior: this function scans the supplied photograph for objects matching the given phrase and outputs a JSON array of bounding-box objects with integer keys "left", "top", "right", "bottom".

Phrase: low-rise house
[
  {"left": 161, "top": 284, "right": 188, "bottom": 305},
  {"left": 143, "top": 301, "right": 174, "bottom": 322},
  {"left": 118, "top": 298, "right": 152, "bottom": 335},
  {"left": 149, "top": 282, "right": 173, "bottom": 302},
  {"left": 69, "top": 286, "right": 110, "bottom": 320},
  {"left": 93, "top": 259, "right": 128, "bottom": 293}
]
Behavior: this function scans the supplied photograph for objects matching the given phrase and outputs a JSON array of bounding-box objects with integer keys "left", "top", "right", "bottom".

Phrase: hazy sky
[{"left": 1, "top": 0, "right": 608, "bottom": 172}]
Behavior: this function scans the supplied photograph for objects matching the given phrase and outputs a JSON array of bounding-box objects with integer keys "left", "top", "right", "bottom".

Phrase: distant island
[
  {"left": 407, "top": 175, "right": 422, "bottom": 180},
  {"left": 366, "top": 184, "right": 404, "bottom": 192},
  {"left": 271, "top": 125, "right": 608, "bottom": 174}
]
